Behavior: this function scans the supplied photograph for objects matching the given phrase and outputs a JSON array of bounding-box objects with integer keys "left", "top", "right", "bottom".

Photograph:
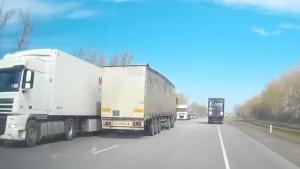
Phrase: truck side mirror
[{"left": 22, "top": 69, "right": 34, "bottom": 91}]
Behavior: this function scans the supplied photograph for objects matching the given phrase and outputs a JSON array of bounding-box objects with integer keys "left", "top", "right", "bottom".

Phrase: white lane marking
[
  {"left": 218, "top": 126, "right": 231, "bottom": 169},
  {"left": 92, "top": 145, "right": 119, "bottom": 154}
]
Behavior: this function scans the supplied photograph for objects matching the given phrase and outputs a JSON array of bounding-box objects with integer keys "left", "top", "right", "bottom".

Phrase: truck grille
[
  {"left": 0, "top": 98, "right": 13, "bottom": 113},
  {"left": 0, "top": 115, "right": 7, "bottom": 135}
]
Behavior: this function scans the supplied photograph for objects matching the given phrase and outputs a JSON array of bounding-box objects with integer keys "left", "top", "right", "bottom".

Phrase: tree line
[
  {"left": 235, "top": 65, "right": 300, "bottom": 125},
  {"left": 176, "top": 92, "right": 208, "bottom": 117}
]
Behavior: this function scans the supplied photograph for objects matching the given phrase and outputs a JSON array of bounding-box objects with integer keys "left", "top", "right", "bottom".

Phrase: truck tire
[
  {"left": 166, "top": 118, "right": 171, "bottom": 129},
  {"left": 145, "top": 120, "right": 155, "bottom": 136},
  {"left": 157, "top": 121, "right": 161, "bottom": 134},
  {"left": 64, "top": 119, "right": 76, "bottom": 141},
  {"left": 170, "top": 117, "right": 175, "bottom": 128},
  {"left": 154, "top": 119, "right": 158, "bottom": 135},
  {"left": 25, "top": 119, "right": 40, "bottom": 147}
]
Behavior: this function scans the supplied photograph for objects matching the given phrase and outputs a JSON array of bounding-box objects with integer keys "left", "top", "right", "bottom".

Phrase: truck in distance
[
  {"left": 0, "top": 49, "right": 102, "bottom": 146},
  {"left": 208, "top": 98, "right": 225, "bottom": 124},
  {"left": 101, "top": 65, "right": 177, "bottom": 136},
  {"left": 176, "top": 104, "right": 190, "bottom": 120}
]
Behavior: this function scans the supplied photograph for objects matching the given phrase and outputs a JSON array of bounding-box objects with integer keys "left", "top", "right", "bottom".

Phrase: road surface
[{"left": 0, "top": 118, "right": 298, "bottom": 169}]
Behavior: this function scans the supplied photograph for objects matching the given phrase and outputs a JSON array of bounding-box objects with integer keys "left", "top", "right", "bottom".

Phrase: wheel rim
[
  {"left": 67, "top": 125, "right": 73, "bottom": 136},
  {"left": 28, "top": 126, "right": 36, "bottom": 141}
]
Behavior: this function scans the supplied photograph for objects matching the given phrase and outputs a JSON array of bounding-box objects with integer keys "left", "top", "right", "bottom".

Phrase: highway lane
[{"left": 0, "top": 118, "right": 298, "bottom": 169}]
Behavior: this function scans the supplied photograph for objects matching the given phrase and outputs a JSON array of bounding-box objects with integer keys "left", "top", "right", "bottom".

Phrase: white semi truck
[
  {"left": 101, "top": 65, "right": 177, "bottom": 136},
  {"left": 0, "top": 49, "right": 102, "bottom": 146},
  {"left": 176, "top": 104, "right": 190, "bottom": 120}
]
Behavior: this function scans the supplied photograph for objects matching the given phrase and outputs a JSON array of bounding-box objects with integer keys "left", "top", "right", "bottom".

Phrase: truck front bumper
[{"left": 0, "top": 114, "right": 29, "bottom": 141}]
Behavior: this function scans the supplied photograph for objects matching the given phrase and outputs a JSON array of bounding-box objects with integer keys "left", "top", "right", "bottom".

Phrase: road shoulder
[{"left": 226, "top": 120, "right": 300, "bottom": 168}]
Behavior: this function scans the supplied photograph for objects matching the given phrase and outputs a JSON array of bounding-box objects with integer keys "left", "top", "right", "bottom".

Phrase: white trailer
[
  {"left": 101, "top": 65, "right": 177, "bottom": 136},
  {"left": 0, "top": 49, "right": 102, "bottom": 146}
]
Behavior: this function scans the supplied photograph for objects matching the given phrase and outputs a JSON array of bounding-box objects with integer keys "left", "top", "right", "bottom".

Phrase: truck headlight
[
  {"left": 220, "top": 112, "right": 224, "bottom": 116},
  {"left": 209, "top": 111, "right": 212, "bottom": 116},
  {"left": 8, "top": 123, "right": 18, "bottom": 128}
]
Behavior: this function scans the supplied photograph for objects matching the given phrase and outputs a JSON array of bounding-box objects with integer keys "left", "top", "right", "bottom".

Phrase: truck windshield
[
  {"left": 0, "top": 67, "right": 23, "bottom": 92},
  {"left": 177, "top": 108, "right": 188, "bottom": 112}
]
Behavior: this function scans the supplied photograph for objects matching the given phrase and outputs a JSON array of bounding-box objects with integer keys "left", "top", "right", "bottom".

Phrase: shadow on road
[
  {"left": 0, "top": 136, "right": 69, "bottom": 148},
  {"left": 196, "top": 121, "right": 209, "bottom": 125},
  {"left": 0, "top": 130, "right": 145, "bottom": 148},
  {"left": 97, "top": 130, "right": 145, "bottom": 139}
]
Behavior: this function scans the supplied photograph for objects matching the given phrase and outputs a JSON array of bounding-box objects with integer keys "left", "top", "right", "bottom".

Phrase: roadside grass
[{"left": 228, "top": 117, "right": 300, "bottom": 145}]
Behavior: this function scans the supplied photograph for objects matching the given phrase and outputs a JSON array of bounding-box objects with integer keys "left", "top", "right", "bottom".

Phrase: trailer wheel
[
  {"left": 25, "top": 119, "right": 40, "bottom": 147},
  {"left": 166, "top": 118, "right": 171, "bottom": 129},
  {"left": 154, "top": 119, "right": 159, "bottom": 135},
  {"left": 170, "top": 117, "right": 175, "bottom": 128},
  {"left": 157, "top": 121, "right": 161, "bottom": 134},
  {"left": 145, "top": 120, "right": 155, "bottom": 136},
  {"left": 64, "top": 119, "right": 76, "bottom": 141}
]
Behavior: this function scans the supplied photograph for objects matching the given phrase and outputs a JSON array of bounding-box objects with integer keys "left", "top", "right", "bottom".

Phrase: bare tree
[
  {"left": 190, "top": 102, "right": 207, "bottom": 117},
  {"left": 15, "top": 11, "right": 33, "bottom": 51},
  {"left": 75, "top": 48, "right": 105, "bottom": 67},
  {"left": 120, "top": 51, "right": 132, "bottom": 65},
  {"left": 0, "top": 2, "right": 15, "bottom": 51},
  {"left": 110, "top": 51, "right": 133, "bottom": 66},
  {"left": 110, "top": 54, "right": 121, "bottom": 66},
  {"left": 176, "top": 92, "right": 189, "bottom": 105}
]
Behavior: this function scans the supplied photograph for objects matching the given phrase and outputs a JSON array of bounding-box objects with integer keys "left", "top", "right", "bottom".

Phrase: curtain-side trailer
[{"left": 101, "top": 65, "right": 177, "bottom": 136}]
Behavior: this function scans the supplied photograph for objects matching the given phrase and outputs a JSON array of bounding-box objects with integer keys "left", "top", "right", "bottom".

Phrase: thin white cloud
[
  {"left": 251, "top": 22, "right": 300, "bottom": 37},
  {"left": 279, "top": 23, "right": 300, "bottom": 30},
  {"left": 3, "top": 0, "right": 101, "bottom": 21},
  {"left": 251, "top": 27, "right": 269, "bottom": 36},
  {"left": 251, "top": 27, "right": 282, "bottom": 36},
  {"left": 3, "top": 0, "right": 80, "bottom": 18},
  {"left": 210, "top": 0, "right": 300, "bottom": 14},
  {"left": 67, "top": 10, "right": 100, "bottom": 19}
]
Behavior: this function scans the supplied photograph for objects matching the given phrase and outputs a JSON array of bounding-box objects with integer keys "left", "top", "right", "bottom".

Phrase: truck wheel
[
  {"left": 154, "top": 120, "right": 158, "bottom": 135},
  {"left": 157, "top": 121, "right": 161, "bottom": 134},
  {"left": 64, "top": 119, "right": 76, "bottom": 141},
  {"left": 25, "top": 120, "right": 40, "bottom": 147},
  {"left": 166, "top": 118, "right": 171, "bottom": 129},
  {"left": 149, "top": 120, "right": 155, "bottom": 136},
  {"left": 170, "top": 117, "right": 175, "bottom": 128},
  {"left": 145, "top": 120, "right": 155, "bottom": 136}
]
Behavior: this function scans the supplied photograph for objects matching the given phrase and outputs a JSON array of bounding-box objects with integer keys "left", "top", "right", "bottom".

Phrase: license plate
[{"left": 115, "top": 121, "right": 131, "bottom": 126}]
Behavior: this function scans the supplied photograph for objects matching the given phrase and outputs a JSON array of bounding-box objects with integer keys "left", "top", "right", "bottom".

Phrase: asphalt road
[{"left": 0, "top": 118, "right": 299, "bottom": 169}]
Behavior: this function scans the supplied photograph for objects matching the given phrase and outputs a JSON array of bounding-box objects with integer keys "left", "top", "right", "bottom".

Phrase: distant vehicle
[
  {"left": 208, "top": 98, "right": 225, "bottom": 124},
  {"left": 0, "top": 49, "right": 102, "bottom": 147},
  {"left": 177, "top": 105, "right": 190, "bottom": 120},
  {"left": 101, "top": 65, "right": 177, "bottom": 136},
  {"left": 190, "top": 115, "right": 197, "bottom": 119}
]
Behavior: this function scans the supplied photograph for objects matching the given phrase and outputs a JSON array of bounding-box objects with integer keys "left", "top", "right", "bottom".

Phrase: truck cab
[
  {"left": 208, "top": 98, "right": 225, "bottom": 124},
  {"left": 176, "top": 105, "right": 190, "bottom": 120},
  {"left": 0, "top": 51, "right": 50, "bottom": 142}
]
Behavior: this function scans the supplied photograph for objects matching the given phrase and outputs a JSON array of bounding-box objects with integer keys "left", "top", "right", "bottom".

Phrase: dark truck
[{"left": 208, "top": 98, "right": 225, "bottom": 124}]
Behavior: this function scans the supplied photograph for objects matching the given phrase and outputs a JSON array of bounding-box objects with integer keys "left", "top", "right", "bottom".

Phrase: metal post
[{"left": 270, "top": 125, "right": 272, "bottom": 134}]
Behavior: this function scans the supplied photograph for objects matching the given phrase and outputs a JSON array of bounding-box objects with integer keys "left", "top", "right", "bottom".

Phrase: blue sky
[{"left": 2, "top": 0, "right": 300, "bottom": 112}]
